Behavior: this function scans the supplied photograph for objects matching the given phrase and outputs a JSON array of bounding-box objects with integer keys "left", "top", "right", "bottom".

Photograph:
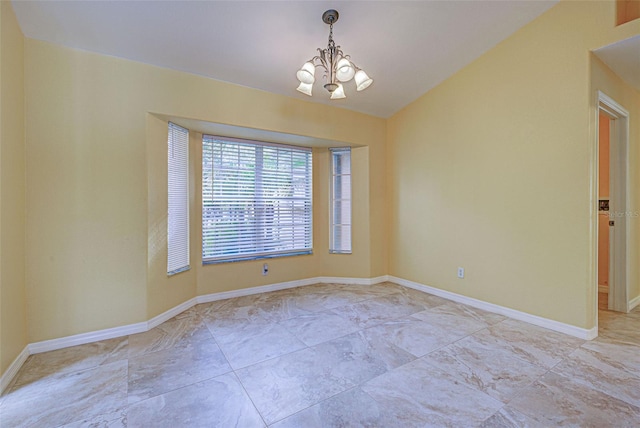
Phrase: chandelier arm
[
  {"left": 315, "top": 49, "right": 327, "bottom": 66},
  {"left": 315, "top": 50, "right": 329, "bottom": 79},
  {"left": 335, "top": 48, "right": 349, "bottom": 62},
  {"left": 309, "top": 55, "right": 323, "bottom": 68},
  {"left": 305, "top": 54, "right": 326, "bottom": 80}
]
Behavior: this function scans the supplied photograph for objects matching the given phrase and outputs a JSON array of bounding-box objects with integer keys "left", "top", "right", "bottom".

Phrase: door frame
[{"left": 594, "top": 91, "right": 629, "bottom": 321}]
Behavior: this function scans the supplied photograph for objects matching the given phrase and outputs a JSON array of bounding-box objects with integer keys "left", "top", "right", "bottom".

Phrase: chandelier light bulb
[
  {"left": 336, "top": 58, "right": 355, "bottom": 82},
  {"left": 296, "top": 62, "right": 316, "bottom": 84},
  {"left": 296, "top": 81, "right": 313, "bottom": 96},
  {"left": 354, "top": 69, "right": 373, "bottom": 91},
  {"left": 330, "top": 83, "right": 346, "bottom": 99}
]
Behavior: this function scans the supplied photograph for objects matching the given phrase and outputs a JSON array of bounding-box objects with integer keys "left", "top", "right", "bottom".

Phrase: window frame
[
  {"left": 329, "top": 147, "right": 352, "bottom": 254},
  {"left": 167, "top": 122, "right": 190, "bottom": 276},
  {"left": 202, "top": 135, "right": 313, "bottom": 264}
]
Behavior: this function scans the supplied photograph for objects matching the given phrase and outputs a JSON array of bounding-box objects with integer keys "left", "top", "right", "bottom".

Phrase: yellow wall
[
  {"left": 25, "top": 38, "right": 387, "bottom": 341},
  {"left": 0, "top": 1, "right": 28, "bottom": 375},
  {"left": 387, "top": 0, "right": 639, "bottom": 329},
  {"left": 590, "top": 54, "right": 640, "bottom": 305}
]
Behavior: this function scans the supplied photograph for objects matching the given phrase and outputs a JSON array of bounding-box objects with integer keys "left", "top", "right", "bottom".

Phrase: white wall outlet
[
  {"left": 262, "top": 263, "right": 269, "bottom": 276},
  {"left": 457, "top": 267, "right": 465, "bottom": 279}
]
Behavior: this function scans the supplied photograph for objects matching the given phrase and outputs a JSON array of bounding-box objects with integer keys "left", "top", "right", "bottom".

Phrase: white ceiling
[
  {"left": 594, "top": 35, "right": 640, "bottom": 91},
  {"left": 12, "top": 0, "right": 559, "bottom": 118}
]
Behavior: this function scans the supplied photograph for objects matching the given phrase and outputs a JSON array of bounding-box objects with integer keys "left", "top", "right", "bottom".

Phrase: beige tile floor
[{"left": 1, "top": 282, "right": 639, "bottom": 427}]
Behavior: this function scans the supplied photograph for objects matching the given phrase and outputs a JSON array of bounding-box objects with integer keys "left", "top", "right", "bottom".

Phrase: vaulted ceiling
[
  {"left": 594, "top": 35, "right": 640, "bottom": 91},
  {"left": 12, "top": 0, "right": 560, "bottom": 118}
]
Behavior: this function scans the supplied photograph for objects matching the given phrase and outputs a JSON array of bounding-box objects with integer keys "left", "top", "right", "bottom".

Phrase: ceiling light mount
[
  {"left": 322, "top": 9, "right": 339, "bottom": 25},
  {"left": 296, "top": 9, "right": 373, "bottom": 99}
]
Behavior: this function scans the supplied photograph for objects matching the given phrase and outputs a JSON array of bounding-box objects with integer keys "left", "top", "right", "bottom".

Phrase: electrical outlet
[
  {"left": 457, "top": 267, "right": 464, "bottom": 279},
  {"left": 262, "top": 263, "right": 269, "bottom": 276}
]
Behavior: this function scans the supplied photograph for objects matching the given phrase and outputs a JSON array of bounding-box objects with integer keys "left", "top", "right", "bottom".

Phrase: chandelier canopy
[{"left": 296, "top": 10, "right": 373, "bottom": 99}]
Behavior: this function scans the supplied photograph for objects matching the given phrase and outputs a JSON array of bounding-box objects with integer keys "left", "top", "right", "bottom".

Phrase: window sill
[
  {"left": 167, "top": 265, "right": 191, "bottom": 276},
  {"left": 203, "top": 250, "right": 313, "bottom": 265}
]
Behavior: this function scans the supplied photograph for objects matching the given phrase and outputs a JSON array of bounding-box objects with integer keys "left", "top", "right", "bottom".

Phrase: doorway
[
  {"left": 597, "top": 111, "right": 611, "bottom": 310},
  {"left": 596, "top": 91, "right": 629, "bottom": 316}
]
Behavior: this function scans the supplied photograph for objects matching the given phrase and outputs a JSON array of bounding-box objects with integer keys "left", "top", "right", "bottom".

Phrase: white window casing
[
  {"left": 167, "top": 122, "right": 190, "bottom": 275},
  {"left": 202, "top": 135, "right": 313, "bottom": 263},
  {"left": 330, "top": 147, "right": 351, "bottom": 254}
]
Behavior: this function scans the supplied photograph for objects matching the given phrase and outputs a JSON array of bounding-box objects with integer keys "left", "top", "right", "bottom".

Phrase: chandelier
[{"left": 296, "top": 9, "right": 373, "bottom": 99}]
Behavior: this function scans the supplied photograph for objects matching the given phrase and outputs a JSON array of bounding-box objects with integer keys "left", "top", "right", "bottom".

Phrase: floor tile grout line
[
  {"left": 460, "top": 322, "right": 564, "bottom": 372},
  {"left": 219, "top": 289, "right": 455, "bottom": 423},
  {"left": 10, "top": 356, "right": 129, "bottom": 394},
  {"left": 260, "top": 288, "right": 640, "bottom": 422},
  {"left": 127, "top": 319, "right": 214, "bottom": 360},
  {"left": 230, "top": 347, "right": 358, "bottom": 426},
  {"left": 369, "top": 315, "right": 585, "bottom": 412},
  {"left": 504, "top": 361, "right": 640, "bottom": 425},
  {"left": 126, "top": 329, "right": 235, "bottom": 407},
  {"left": 275, "top": 312, "right": 359, "bottom": 348},
  {"left": 547, "top": 353, "right": 640, "bottom": 410},
  {"left": 421, "top": 320, "right": 557, "bottom": 408},
  {"left": 126, "top": 369, "right": 236, "bottom": 408},
  {"left": 204, "top": 316, "right": 314, "bottom": 372},
  {"left": 53, "top": 408, "right": 128, "bottom": 428},
  {"left": 262, "top": 290, "right": 493, "bottom": 363},
  {"left": 466, "top": 318, "right": 588, "bottom": 372},
  {"left": 225, "top": 338, "right": 309, "bottom": 371},
  {"left": 496, "top": 364, "right": 552, "bottom": 411},
  {"left": 227, "top": 370, "right": 270, "bottom": 428},
  {"left": 264, "top": 385, "right": 362, "bottom": 427},
  {"left": 357, "top": 363, "right": 506, "bottom": 426},
  {"left": 206, "top": 328, "right": 237, "bottom": 373},
  {"left": 498, "top": 342, "right": 586, "bottom": 417},
  {"left": 126, "top": 364, "right": 236, "bottom": 408}
]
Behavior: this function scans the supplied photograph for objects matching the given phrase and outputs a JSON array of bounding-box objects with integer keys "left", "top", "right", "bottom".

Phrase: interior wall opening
[
  {"left": 597, "top": 111, "right": 611, "bottom": 311},
  {"left": 595, "top": 91, "right": 630, "bottom": 327}
]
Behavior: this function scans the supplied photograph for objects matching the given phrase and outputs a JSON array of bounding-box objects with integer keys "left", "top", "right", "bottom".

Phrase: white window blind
[
  {"left": 202, "top": 136, "right": 312, "bottom": 263},
  {"left": 167, "top": 122, "right": 190, "bottom": 275},
  {"left": 330, "top": 147, "right": 351, "bottom": 253}
]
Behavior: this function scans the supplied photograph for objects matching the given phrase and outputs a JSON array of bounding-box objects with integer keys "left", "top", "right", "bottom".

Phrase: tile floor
[{"left": 1, "top": 282, "right": 639, "bottom": 427}]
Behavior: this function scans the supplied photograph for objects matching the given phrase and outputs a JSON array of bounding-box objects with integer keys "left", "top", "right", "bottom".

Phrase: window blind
[
  {"left": 202, "top": 136, "right": 312, "bottom": 263},
  {"left": 330, "top": 147, "right": 351, "bottom": 253},
  {"left": 167, "top": 123, "right": 190, "bottom": 275}
]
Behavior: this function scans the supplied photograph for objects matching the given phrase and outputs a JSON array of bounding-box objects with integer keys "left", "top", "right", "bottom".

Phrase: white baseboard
[
  {"left": 372, "top": 275, "right": 391, "bottom": 284},
  {"left": 21, "top": 275, "right": 390, "bottom": 358},
  {"left": 196, "top": 277, "right": 319, "bottom": 304},
  {"left": 148, "top": 297, "right": 197, "bottom": 330},
  {"left": 316, "top": 275, "right": 390, "bottom": 285},
  {"left": 2, "top": 273, "right": 599, "bottom": 393},
  {"left": 24, "top": 275, "right": 389, "bottom": 366},
  {"left": 28, "top": 321, "right": 148, "bottom": 355},
  {"left": 196, "top": 275, "right": 389, "bottom": 304},
  {"left": 0, "top": 346, "right": 29, "bottom": 393},
  {"left": 629, "top": 295, "right": 640, "bottom": 312},
  {"left": 388, "top": 276, "right": 597, "bottom": 340}
]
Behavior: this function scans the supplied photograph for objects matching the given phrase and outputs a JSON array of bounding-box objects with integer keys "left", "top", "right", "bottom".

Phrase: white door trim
[{"left": 594, "top": 91, "right": 630, "bottom": 322}]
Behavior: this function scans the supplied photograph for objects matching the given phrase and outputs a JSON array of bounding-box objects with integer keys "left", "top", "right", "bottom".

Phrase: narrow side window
[
  {"left": 167, "top": 122, "right": 190, "bottom": 275},
  {"left": 330, "top": 148, "right": 351, "bottom": 254}
]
